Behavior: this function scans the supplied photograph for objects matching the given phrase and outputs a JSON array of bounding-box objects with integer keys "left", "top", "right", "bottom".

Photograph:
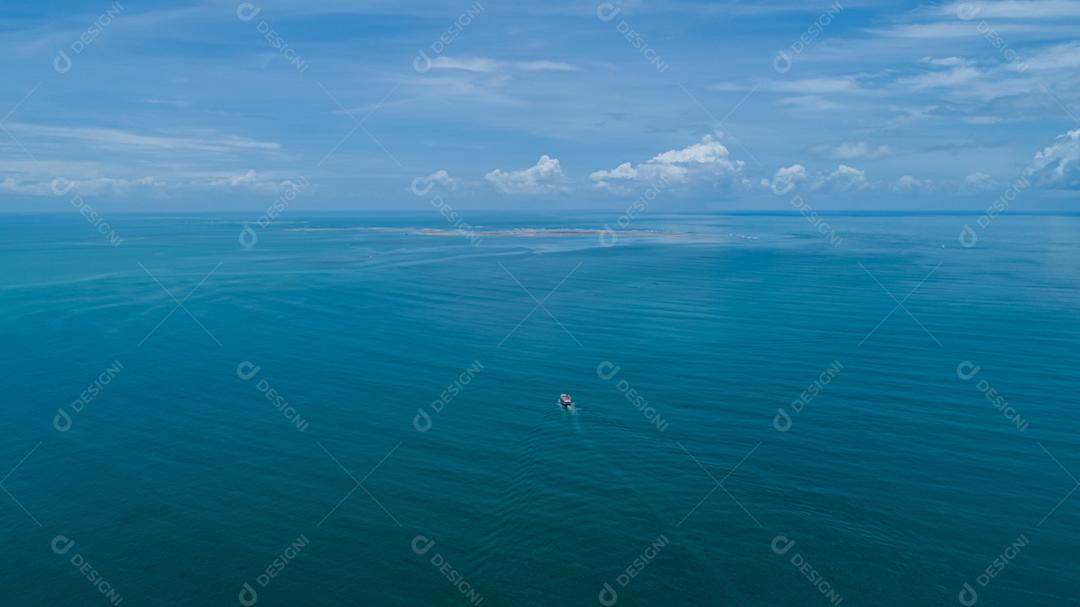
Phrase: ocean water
[{"left": 1, "top": 212, "right": 1078, "bottom": 606}]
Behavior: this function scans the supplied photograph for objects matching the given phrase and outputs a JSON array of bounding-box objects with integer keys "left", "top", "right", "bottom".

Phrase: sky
[{"left": 2, "top": 0, "right": 1080, "bottom": 212}]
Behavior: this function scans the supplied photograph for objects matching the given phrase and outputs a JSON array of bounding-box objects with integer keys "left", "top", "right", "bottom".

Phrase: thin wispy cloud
[
  {"left": 5, "top": 123, "right": 281, "bottom": 154},
  {"left": 429, "top": 57, "right": 580, "bottom": 73}
]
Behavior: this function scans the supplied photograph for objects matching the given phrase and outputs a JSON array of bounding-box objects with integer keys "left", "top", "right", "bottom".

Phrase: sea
[{"left": 1, "top": 212, "right": 1078, "bottom": 606}]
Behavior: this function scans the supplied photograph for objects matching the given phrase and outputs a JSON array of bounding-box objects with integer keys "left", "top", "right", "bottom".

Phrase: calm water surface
[{"left": 1, "top": 213, "right": 1078, "bottom": 606}]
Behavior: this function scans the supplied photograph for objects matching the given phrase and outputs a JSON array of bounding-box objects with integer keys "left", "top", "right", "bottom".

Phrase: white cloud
[
  {"left": 892, "top": 175, "right": 933, "bottom": 192},
  {"left": 933, "top": 1, "right": 1080, "bottom": 19},
  {"left": 407, "top": 57, "right": 578, "bottom": 106},
  {"left": 590, "top": 134, "right": 746, "bottom": 190},
  {"left": 964, "top": 116, "right": 1004, "bottom": 125},
  {"left": 812, "top": 141, "right": 894, "bottom": 161},
  {"left": 919, "top": 56, "right": 973, "bottom": 67},
  {"left": 813, "top": 164, "right": 869, "bottom": 193},
  {"left": 411, "top": 169, "right": 456, "bottom": 195},
  {"left": 403, "top": 74, "right": 522, "bottom": 105},
  {"left": 140, "top": 97, "right": 190, "bottom": 108},
  {"left": 203, "top": 170, "right": 300, "bottom": 193},
  {"left": 711, "top": 77, "right": 861, "bottom": 95},
  {"left": 776, "top": 96, "right": 845, "bottom": 111},
  {"left": 4, "top": 123, "right": 281, "bottom": 154},
  {"left": 590, "top": 162, "right": 640, "bottom": 182},
  {"left": 0, "top": 168, "right": 299, "bottom": 199},
  {"left": 1028, "top": 128, "right": 1080, "bottom": 189},
  {"left": 896, "top": 66, "right": 984, "bottom": 91},
  {"left": 1022, "top": 41, "right": 1080, "bottom": 71},
  {"left": 209, "top": 169, "right": 260, "bottom": 187},
  {"left": 485, "top": 155, "right": 567, "bottom": 195},
  {"left": 961, "top": 172, "right": 999, "bottom": 192},
  {"left": 761, "top": 164, "right": 808, "bottom": 195},
  {"left": 0, "top": 177, "right": 54, "bottom": 196},
  {"left": 764, "top": 163, "right": 872, "bottom": 194},
  {"left": 516, "top": 60, "right": 580, "bottom": 72},
  {"left": 430, "top": 56, "right": 579, "bottom": 73},
  {"left": 868, "top": 21, "right": 1067, "bottom": 39},
  {"left": 45, "top": 176, "right": 166, "bottom": 197}
]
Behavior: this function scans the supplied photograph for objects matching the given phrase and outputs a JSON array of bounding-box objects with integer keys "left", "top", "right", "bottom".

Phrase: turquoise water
[{"left": 2, "top": 212, "right": 1078, "bottom": 606}]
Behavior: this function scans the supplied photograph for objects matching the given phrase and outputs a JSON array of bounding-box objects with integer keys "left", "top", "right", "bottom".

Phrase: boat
[{"left": 559, "top": 393, "right": 573, "bottom": 408}]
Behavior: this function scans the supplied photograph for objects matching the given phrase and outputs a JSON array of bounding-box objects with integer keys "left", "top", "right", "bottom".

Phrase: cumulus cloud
[
  {"left": 812, "top": 141, "right": 894, "bottom": 160},
  {"left": 763, "top": 163, "right": 870, "bottom": 194},
  {"left": 411, "top": 169, "right": 456, "bottom": 195},
  {"left": 209, "top": 169, "right": 260, "bottom": 187},
  {"left": 590, "top": 134, "right": 746, "bottom": 190},
  {"left": 961, "top": 171, "right": 998, "bottom": 192},
  {"left": 1027, "top": 128, "right": 1080, "bottom": 189},
  {"left": 813, "top": 164, "right": 869, "bottom": 192},
  {"left": 892, "top": 175, "right": 933, "bottom": 192},
  {"left": 485, "top": 155, "right": 567, "bottom": 195},
  {"left": 761, "top": 164, "right": 809, "bottom": 194},
  {"left": 590, "top": 162, "right": 639, "bottom": 183}
]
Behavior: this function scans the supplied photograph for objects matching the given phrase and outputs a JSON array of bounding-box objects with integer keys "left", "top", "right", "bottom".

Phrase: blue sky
[{"left": 2, "top": 0, "right": 1080, "bottom": 211}]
